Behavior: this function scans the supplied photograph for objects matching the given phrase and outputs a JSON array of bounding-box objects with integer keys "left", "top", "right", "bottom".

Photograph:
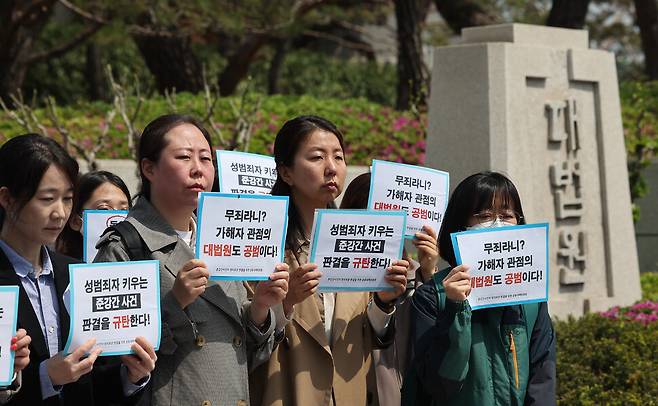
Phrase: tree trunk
[
  {"left": 268, "top": 39, "right": 290, "bottom": 95},
  {"left": 218, "top": 34, "right": 269, "bottom": 96},
  {"left": 0, "top": 0, "right": 57, "bottom": 102},
  {"left": 394, "top": 0, "right": 430, "bottom": 110},
  {"left": 433, "top": 0, "right": 498, "bottom": 34},
  {"left": 85, "top": 41, "right": 107, "bottom": 100},
  {"left": 133, "top": 31, "right": 203, "bottom": 94},
  {"left": 634, "top": 0, "right": 658, "bottom": 80},
  {"left": 546, "top": 0, "right": 591, "bottom": 29}
]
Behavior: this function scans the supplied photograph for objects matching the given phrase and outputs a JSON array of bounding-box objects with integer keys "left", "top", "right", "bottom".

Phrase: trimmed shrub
[
  {"left": 555, "top": 312, "right": 658, "bottom": 405},
  {"left": 641, "top": 272, "right": 658, "bottom": 302}
]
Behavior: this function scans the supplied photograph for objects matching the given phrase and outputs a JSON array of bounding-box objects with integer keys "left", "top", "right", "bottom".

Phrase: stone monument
[{"left": 425, "top": 23, "right": 642, "bottom": 318}]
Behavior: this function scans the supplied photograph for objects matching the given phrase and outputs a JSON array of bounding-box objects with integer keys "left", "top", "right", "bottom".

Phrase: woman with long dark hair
[{"left": 251, "top": 115, "right": 409, "bottom": 406}]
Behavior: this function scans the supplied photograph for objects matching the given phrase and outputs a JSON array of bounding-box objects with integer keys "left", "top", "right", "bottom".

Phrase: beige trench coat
[{"left": 250, "top": 244, "right": 392, "bottom": 406}]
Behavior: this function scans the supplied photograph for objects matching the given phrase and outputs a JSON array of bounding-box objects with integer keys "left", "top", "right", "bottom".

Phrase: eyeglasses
[{"left": 471, "top": 210, "right": 522, "bottom": 225}]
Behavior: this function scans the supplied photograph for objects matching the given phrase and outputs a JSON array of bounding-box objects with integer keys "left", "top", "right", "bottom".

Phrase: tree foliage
[{"left": 620, "top": 80, "right": 658, "bottom": 221}]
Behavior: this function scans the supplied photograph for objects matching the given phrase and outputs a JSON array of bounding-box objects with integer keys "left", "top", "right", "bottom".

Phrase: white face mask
[{"left": 466, "top": 218, "right": 517, "bottom": 231}]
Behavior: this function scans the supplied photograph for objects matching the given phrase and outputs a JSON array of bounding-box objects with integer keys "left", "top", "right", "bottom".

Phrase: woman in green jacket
[{"left": 404, "top": 171, "right": 556, "bottom": 406}]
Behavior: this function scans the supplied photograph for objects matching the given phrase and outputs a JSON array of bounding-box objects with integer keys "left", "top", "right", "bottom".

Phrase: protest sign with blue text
[
  {"left": 0, "top": 286, "right": 19, "bottom": 386},
  {"left": 368, "top": 159, "right": 449, "bottom": 238},
  {"left": 451, "top": 223, "right": 549, "bottom": 310},
  {"left": 216, "top": 150, "right": 277, "bottom": 195},
  {"left": 64, "top": 261, "right": 161, "bottom": 356},
  {"left": 310, "top": 209, "right": 406, "bottom": 292},
  {"left": 196, "top": 192, "right": 288, "bottom": 280},
  {"left": 83, "top": 210, "right": 128, "bottom": 262}
]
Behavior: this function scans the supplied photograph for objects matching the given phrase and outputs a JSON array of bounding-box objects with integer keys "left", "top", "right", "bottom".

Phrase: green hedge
[
  {"left": 0, "top": 93, "right": 425, "bottom": 166},
  {"left": 555, "top": 274, "right": 658, "bottom": 404},
  {"left": 555, "top": 313, "right": 658, "bottom": 405},
  {"left": 641, "top": 272, "right": 658, "bottom": 302}
]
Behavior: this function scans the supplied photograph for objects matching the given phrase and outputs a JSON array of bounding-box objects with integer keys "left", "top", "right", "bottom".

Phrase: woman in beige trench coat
[{"left": 249, "top": 115, "right": 410, "bottom": 406}]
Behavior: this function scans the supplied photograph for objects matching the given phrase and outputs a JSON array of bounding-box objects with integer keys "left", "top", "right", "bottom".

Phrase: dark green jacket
[{"left": 402, "top": 268, "right": 556, "bottom": 406}]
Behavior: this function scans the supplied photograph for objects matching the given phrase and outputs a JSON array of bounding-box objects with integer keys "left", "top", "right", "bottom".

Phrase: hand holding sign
[
  {"left": 413, "top": 225, "right": 439, "bottom": 281},
  {"left": 11, "top": 329, "right": 30, "bottom": 374},
  {"left": 120, "top": 336, "right": 157, "bottom": 384},
  {"left": 443, "top": 265, "right": 472, "bottom": 302},
  {"left": 172, "top": 259, "right": 210, "bottom": 309},
  {"left": 47, "top": 338, "right": 102, "bottom": 386},
  {"left": 251, "top": 263, "right": 290, "bottom": 326},
  {"left": 282, "top": 263, "right": 321, "bottom": 315},
  {"left": 375, "top": 259, "right": 410, "bottom": 305}
]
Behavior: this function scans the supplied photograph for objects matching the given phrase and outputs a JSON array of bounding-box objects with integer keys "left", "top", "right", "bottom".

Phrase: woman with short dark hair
[{"left": 0, "top": 134, "right": 154, "bottom": 405}]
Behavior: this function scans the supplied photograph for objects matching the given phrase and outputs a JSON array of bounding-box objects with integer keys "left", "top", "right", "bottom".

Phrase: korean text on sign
[
  {"left": 216, "top": 150, "right": 277, "bottom": 195},
  {"left": 310, "top": 209, "right": 406, "bottom": 292},
  {"left": 196, "top": 192, "right": 288, "bottom": 280},
  {"left": 0, "top": 286, "right": 19, "bottom": 386},
  {"left": 83, "top": 209, "right": 128, "bottom": 262},
  {"left": 368, "top": 159, "right": 449, "bottom": 238},
  {"left": 64, "top": 261, "right": 161, "bottom": 356},
  {"left": 450, "top": 223, "right": 549, "bottom": 310}
]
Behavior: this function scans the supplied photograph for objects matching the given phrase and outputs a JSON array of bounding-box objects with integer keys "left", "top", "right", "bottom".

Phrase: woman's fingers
[
  {"left": 299, "top": 270, "right": 323, "bottom": 283},
  {"left": 444, "top": 265, "right": 470, "bottom": 281}
]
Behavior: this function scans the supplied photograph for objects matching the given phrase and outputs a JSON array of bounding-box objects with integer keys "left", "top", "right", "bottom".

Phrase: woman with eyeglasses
[
  {"left": 56, "top": 170, "right": 132, "bottom": 259},
  {"left": 403, "top": 171, "right": 556, "bottom": 406}
]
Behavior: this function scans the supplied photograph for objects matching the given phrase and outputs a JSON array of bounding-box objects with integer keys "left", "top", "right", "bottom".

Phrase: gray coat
[{"left": 95, "top": 197, "right": 275, "bottom": 406}]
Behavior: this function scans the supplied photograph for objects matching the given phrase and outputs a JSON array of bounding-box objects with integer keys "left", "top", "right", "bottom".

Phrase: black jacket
[{"left": 0, "top": 248, "right": 140, "bottom": 406}]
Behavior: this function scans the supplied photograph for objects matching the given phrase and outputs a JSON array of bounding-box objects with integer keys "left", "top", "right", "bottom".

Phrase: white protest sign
[
  {"left": 451, "top": 223, "right": 549, "bottom": 310},
  {"left": 0, "top": 286, "right": 19, "bottom": 386},
  {"left": 310, "top": 209, "right": 406, "bottom": 292},
  {"left": 83, "top": 210, "right": 128, "bottom": 262},
  {"left": 216, "top": 150, "right": 277, "bottom": 194},
  {"left": 64, "top": 261, "right": 161, "bottom": 356},
  {"left": 368, "top": 159, "right": 449, "bottom": 238},
  {"left": 196, "top": 192, "right": 288, "bottom": 280}
]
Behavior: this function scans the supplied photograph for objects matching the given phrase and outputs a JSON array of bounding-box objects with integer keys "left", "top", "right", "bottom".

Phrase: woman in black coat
[{"left": 0, "top": 134, "right": 156, "bottom": 405}]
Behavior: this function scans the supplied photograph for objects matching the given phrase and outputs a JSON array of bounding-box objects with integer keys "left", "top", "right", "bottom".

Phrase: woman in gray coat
[{"left": 95, "top": 114, "right": 289, "bottom": 406}]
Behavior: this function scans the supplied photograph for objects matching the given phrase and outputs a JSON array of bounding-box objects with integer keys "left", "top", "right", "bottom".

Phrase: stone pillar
[{"left": 425, "top": 23, "right": 641, "bottom": 317}]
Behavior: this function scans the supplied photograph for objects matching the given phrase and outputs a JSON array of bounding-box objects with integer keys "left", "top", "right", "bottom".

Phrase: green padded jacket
[{"left": 401, "top": 267, "right": 556, "bottom": 406}]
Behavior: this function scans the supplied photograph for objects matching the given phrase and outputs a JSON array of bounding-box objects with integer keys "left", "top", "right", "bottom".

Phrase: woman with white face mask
[{"left": 403, "top": 171, "right": 556, "bottom": 406}]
